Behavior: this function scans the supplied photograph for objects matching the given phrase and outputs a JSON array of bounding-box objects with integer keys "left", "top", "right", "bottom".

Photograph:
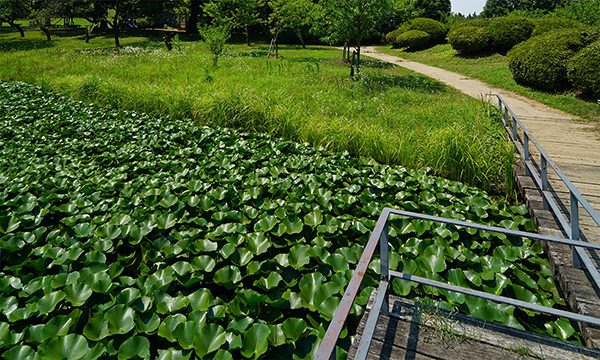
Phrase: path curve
[{"left": 361, "top": 46, "right": 600, "bottom": 243}]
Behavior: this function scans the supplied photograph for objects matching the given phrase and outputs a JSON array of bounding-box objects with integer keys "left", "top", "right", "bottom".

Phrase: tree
[
  {"left": 268, "top": 0, "right": 315, "bottom": 51},
  {"left": 314, "top": 0, "right": 392, "bottom": 76},
  {"left": 0, "top": 0, "right": 26, "bottom": 37},
  {"left": 414, "top": 0, "right": 450, "bottom": 20},
  {"left": 199, "top": 25, "right": 230, "bottom": 65},
  {"left": 481, "top": 0, "right": 566, "bottom": 17},
  {"left": 204, "top": 0, "right": 267, "bottom": 46}
]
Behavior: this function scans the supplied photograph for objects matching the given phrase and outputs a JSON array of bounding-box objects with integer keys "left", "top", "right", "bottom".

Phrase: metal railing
[
  {"left": 489, "top": 94, "right": 600, "bottom": 285},
  {"left": 315, "top": 208, "right": 600, "bottom": 360}
]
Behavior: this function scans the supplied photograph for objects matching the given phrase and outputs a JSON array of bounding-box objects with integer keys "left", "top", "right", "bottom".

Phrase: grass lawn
[
  {"left": 0, "top": 28, "right": 511, "bottom": 192},
  {"left": 379, "top": 44, "right": 600, "bottom": 124}
]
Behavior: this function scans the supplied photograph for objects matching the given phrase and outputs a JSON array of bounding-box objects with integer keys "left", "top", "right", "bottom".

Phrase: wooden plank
[{"left": 349, "top": 294, "right": 600, "bottom": 360}]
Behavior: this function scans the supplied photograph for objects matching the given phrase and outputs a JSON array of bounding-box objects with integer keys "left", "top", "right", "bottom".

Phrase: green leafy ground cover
[
  {"left": 0, "top": 81, "right": 579, "bottom": 360},
  {"left": 380, "top": 44, "right": 600, "bottom": 124},
  {"left": 0, "top": 29, "right": 509, "bottom": 191}
]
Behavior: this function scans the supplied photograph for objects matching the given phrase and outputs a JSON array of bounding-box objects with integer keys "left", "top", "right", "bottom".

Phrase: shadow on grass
[
  {"left": 454, "top": 51, "right": 497, "bottom": 60},
  {"left": 356, "top": 73, "right": 449, "bottom": 93},
  {"left": 0, "top": 37, "right": 58, "bottom": 51}
]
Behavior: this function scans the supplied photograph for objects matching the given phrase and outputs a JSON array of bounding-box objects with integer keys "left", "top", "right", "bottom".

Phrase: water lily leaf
[
  {"left": 284, "top": 217, "right": 304, "bottom": 234},
  {"left": 135, "top": 312, "right": 161, "bottom": 334},
  {"left": 245, "top": 233, "right": 270, "bottom": 255},
  {"left": 268, "top": 323, "right": 285, "bottom": 346},
  {"left": 0, "top": 215, "right": 20, "bottom": 234},
  {"left": 213, "top": 349, "right": 233, "bottom": 360},
  {"left": 157, "top": 212, "right": 178, "bottom": 230},
  {"left": 551, "top": 319, "right": 577, "bottom": 341},
  {"left": 157, "top": 348, "right": 192, "bottom": 360},
  {"left": 38, "top": 334, "right": 89, "bottom": 360},
  {"left": 289, "top": 245, "right": 310, "bottom": 268},
  {"left": 231, "top": 248, "right": 254, "bottom": 266},
  {"left": 282, "top": 318, "right": 307, "bottom": 342},
  {"left": 241, "top": 323, "right": 271, "bottom": 360},
  {"left": 1, "top": 345, "right": 36, "bottom": 360},
  {"left": 304, "top": 210, "right": 323, "bottom": 227},
  {"left": 115, "top": 288, "right": 141, "bottom": 306},
  {"left": 191, "top": 255, "right": 216, "bottom": 272},
  {"left": 254, "top": 216, "right": 278, "bottom": 232},
  {"left": 318, "top": 296, "right": 340, "bottom": 320},
  {"left": 41, "top": 315, "right": 74, "bottom": 341},
  {"left": 512, "top": 285, "right": 539, "bottom": 304},
  {"left": 464, "top": 270, "right": 482, "bottom": 287},
  {"left": 104, "top": 304, "right": 135, "bottom": 334},
  {"left": 160, "top": 194, "right": 179, "bottom": 209},
  {"left": 254, "top": 272, "right": 282, "bottom": 290},
  {"left": 227, "top": 317, "right": 254, "bottom": 335},
  {"left": 193, "top": 323, "right": 226, "bottom": 358},
  {"left": 158, "top": 314, "right": 187, "bottom": 342},
  {"left": 83, "top": 316, "right": 110, "bottom": 341},
  {"left": 188, "top": 289, "right": 214, "bottom": 311},
  {"left": 94, "top": 224, "right": 121, "bottom": 240},
  {"left": 326, "top": 253, "right": 349, "bottom": 272},
  {"left": 38, "top": 291, "right": 66, "bottom": 315},
  {"left": 118, "top": 336, "right": 150, "bottom": 360},
  {"left": 214, "top": 266, "right": 242, "bottom": 287},
  {"left": 73, "top": 222, "right": 94, "bottom": 237},
  {"left": 156, "top": 293, "right": 189, "bottom": 314},
  {"left": 420, "top": 245, "right": 446, "bottom": 273},
  {"left": 174, "top": 321, "right": 199, "bottom": 350}
]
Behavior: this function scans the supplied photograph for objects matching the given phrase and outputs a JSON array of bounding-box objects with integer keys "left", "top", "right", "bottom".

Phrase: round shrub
[
  {"left": 532, "top": 18, "right": 585, "bottom": 37},
  {"left": 386, "top": 28, "right": 404, "bottom": 47},
  {"left": 395, "top": 30, "right": 432, "bottom": 51},
  {"left": 507, "top": 29, "right": 587, "bottom": 91},
  {"left": 568, "top": 41, "right": 600, "bottom": 98},
  {"left": 398, "top": 18, "right": 449, "bottom": 44},
  {"left": 450, "top": 18, "right": 490, "bottom": 31},
  {"left": 447, "top": 26, "right": 490, "bottom": 54},
  {"left": 489, "top": 17, "right": 535, "bottom": 53}
]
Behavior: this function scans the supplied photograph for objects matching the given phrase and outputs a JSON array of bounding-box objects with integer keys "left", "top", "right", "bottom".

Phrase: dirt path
[{"left": 361, "top": 46, "right": 600, "bottom": 244}]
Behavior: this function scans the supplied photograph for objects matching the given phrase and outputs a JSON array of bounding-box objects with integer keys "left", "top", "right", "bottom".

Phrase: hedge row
[{"left": 386, "top": 18, "right": 448, "bottom": 51}]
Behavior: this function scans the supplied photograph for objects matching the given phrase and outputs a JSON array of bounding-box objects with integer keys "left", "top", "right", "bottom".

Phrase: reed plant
[{"left": 0, "top": 30, "right": 510, "bottom": 191}]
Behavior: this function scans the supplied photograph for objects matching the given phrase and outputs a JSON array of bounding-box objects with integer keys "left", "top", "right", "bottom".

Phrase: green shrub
[
  {"left": 568, "top": 41, "right": 600, "bottom": 98},
  {"left": 395, "top": 30, "right": 432, "bottom": 51},
  {"left": 532, "top": 18, "right": 586, "bottom": 36},
  {"left": 386, "top": 28, "right": 404, "bottom": 46},
  {"left": 398, "top": 17, "right": 449, "bottom": 44},
  {"left": 447, "top": 26, "right": 490, "bottom": 54},
  {"left": 507, "top": 29, "right": 587, "bottom": 90},
  {"left": 450, "top": 18, "right": 490, "bottom": 31},
  {"left": 489, "top": 17, "right": 535, "bottom": 53}
]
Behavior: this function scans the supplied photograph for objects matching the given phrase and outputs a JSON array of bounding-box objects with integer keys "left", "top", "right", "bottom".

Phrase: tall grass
[{"left": 0, "top": 30, "right": 510, "bottom": 191}]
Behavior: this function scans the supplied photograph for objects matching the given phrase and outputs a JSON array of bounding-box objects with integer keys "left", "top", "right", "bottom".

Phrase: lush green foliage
[
  {"left": 532, "top": 17, "right": 586, "bottom": 37},
  {"left": 0, "top": 81, "right": 581, "bottom": 359},
  {"left": 0, "top": 32, "right": 511, "bottom": 191},
  {"left": 568, "top": 40, "right": 600, "bottom": 98},
  {"left": 398, "top": 17, "right": 448, "bottom": 44},
  {"left": 395, "top": 30, "right": 431, "bottom": 51},
  {"left": 385, "top": 28, "right": 404, "bottom": 44},
  {"left": 199, "top": 25, "right": 231, "bottom": 66},
  {"left": 554, "top": 0, "right": 600, "bottom": 27},
  {"left": 488, "top": 17, "right": 535, "bottom": 53},
  {"left": 447, "top": 26, "right": 490, "bottom": 54},
  {"left": 507, "top": 29, "right": 588, "bottom": 91},
  {"left": 414, "top": 0, "right": 450, "bottom": 21}
]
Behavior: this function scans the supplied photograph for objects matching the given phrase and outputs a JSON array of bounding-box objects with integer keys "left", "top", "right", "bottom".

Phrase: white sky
[{"left": 451, "top": 0, "right": 487, "bottom": 15}]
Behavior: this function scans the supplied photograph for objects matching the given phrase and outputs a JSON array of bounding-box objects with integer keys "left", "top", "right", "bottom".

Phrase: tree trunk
[
  {"left": 343, "top": 41, "right": 347, "bottom": 60},
  {"left": 113, "top": 0, "right": 121, "bottom": 47},
  {"left": 187, "top": 0, "right": 200, "bottom": 35},
  {"left": 296, "top": 28, "right": 305, "bottom": 48},
  {"left": 40, "top": 26, "right": 51, "bottom": 41},
  {"left": 8, "top": 21, "right": 25, "bottom": 37},
  {"left": 85, "top": 28, "right": 90, "bottom": 43},
  {"left": 245, "top": 25, "right": 250, "bottom": 47},
  {"left": 356, "top": 39, "right": 361, "bottom": 74}
]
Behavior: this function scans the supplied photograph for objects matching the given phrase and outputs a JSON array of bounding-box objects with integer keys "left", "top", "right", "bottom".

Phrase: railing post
[
  {"left": 379, "top": 221, "right": 389, "bottom": 316},
  {"left": 571, "top": 191, "right": 582, "bottom": 269},
  {"left": 523, "top": 132, "right": 531, "bottom": 176},
  {"left": 541, "top": 156, "right": 548, "bottom": 210},
  {"left": 512, "top": 115, "right": 518, "bottom": 141},
  {"left": 504, "top": 107, "right": 509, "bottom": 126},
  {"left": 498, "top": 97, "right": 502, "bottom": 111}
]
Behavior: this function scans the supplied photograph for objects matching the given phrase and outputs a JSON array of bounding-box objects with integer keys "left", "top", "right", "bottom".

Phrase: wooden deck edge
[
  {"left": 513, "top": 158, "right": 600, "bottom": 348},
  {"left": 349, "top": 293, "right": 600, "bottom": 360}
]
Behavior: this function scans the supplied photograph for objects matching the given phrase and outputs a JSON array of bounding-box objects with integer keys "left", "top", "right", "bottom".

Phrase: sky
[{"left": 451, "top": 0, "right": 487, "bottom": 15}]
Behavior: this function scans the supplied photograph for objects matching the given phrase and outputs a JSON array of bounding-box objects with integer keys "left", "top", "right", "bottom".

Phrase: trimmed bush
[
  {"left": 385, "top": 28, "right": 404, "bottom": 46},
  {"left": 447, "top": 26, "right": 490, "bottom": 54},
  {"left": 507, "top": 29, "right": 587, "bottom": 91},
  {"left": 395, "top": 30, "right": 432, "bottom": 51},
  {"left": 568, "top": 41, "right": 600, "bottom": 98},
  {"left": 489, "top": 17, "right": 535, "bottom": 53},
  {"left": 532, "top": 18, "right": 586, "bottom": 37},
  {"left": 398, "top": 17, "right": 449, "bottom": 44},
  {"left": 450, "top": 18, "right": 490, "bottom": 31}
]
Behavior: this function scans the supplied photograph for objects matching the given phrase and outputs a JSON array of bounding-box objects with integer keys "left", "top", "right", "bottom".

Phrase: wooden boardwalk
[{"left": 349, "top": 293, "right": 600, "bottom": 360}]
